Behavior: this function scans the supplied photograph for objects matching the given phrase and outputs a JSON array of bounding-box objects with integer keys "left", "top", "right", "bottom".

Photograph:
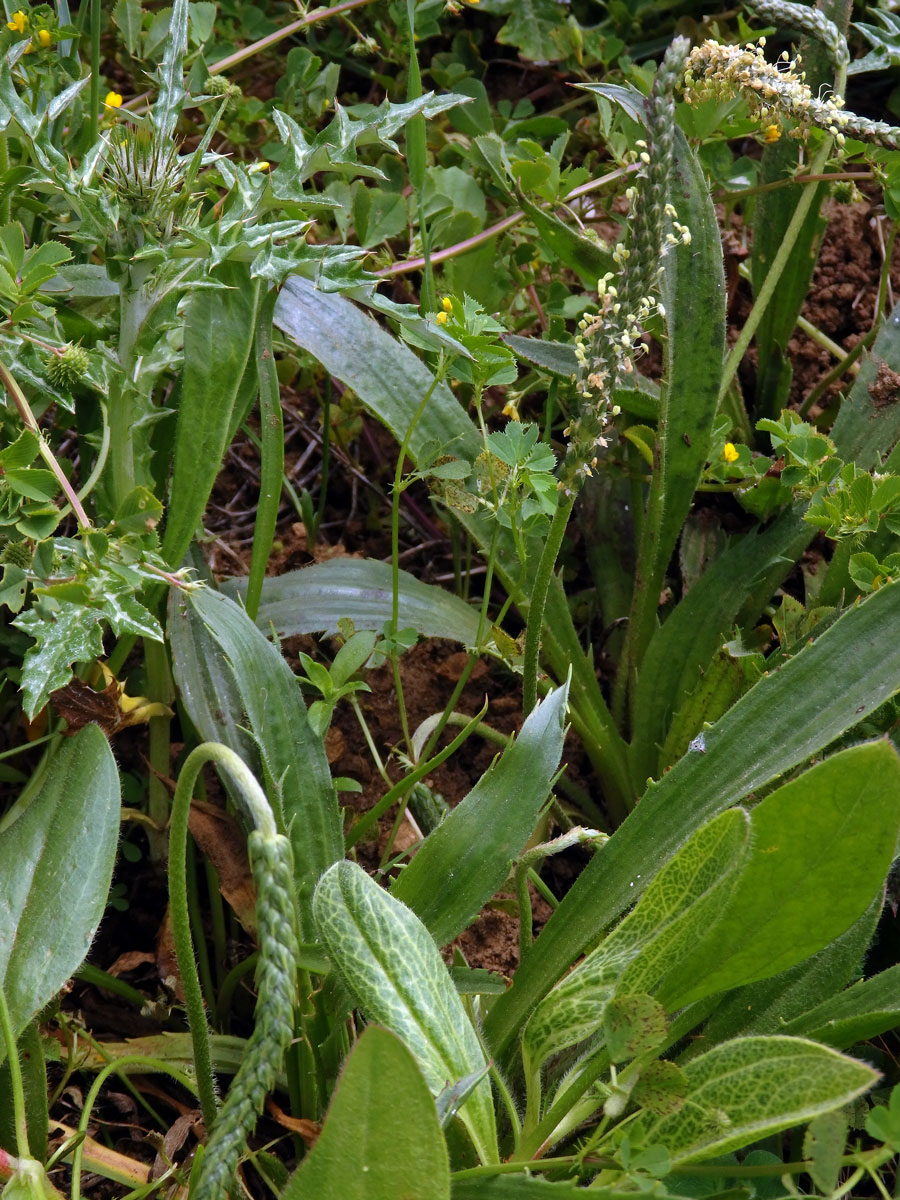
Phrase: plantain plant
[{"left": 2, "top": 0, "right": 900, "bottom": 1197}]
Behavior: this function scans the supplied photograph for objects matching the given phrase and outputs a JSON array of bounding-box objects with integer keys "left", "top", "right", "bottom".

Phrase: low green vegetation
[{"left": 1, "top": 0, "right": 900, "bottom": 1196}]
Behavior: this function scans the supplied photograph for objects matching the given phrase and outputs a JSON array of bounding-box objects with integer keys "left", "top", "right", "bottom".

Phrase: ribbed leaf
[
  {"left": 224, "top": 557, "right": 483, "bottom": 645},
  {"left": 163, "top": 264, "right": 260, "bottom": 566},
  {"left": 632, "top": 295, "right": 900, "bottom": 782},
  {"left": 0, "top": 726, "right": 119, "bottom": 1059},
  {"left": 173, "top": 587, "right": 341, "bottom": 938},
  {"left": 621, "top": 128, "right": 726, "bottom": 711},
  {"left": 167, "top": 587, "right": 258, "bottom": 766},
  {"left": 522, "top": 810, "right": 749, "bottom": 1073},
  {"left": 659, "top": 742, "right": 900, "bottom": 1009},
  {"left": 485, "top": 580, "right": 900, "bottom": 1057},
  {"left": 274, "top": 277, "right": 481, "bottom": 463},
  {"left": 637, "top": 1037, "right": 876, "bottom": 1164},
  {"left": 313, "top": 861, "right": 498, "bottom": 1164},
  {"left": 283, "top": 1027, "right": 449, "bottom": 1200},
  {"left": 391, "top": 684, "right": 568, "bottom": 945},
  {"left": 783, "top": 964, "right": 900, "bottom": 1049}
]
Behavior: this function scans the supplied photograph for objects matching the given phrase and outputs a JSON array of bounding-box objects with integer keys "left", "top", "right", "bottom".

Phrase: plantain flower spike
[{"left": 561, "top": 37, "right": 690, "bottom": 497}]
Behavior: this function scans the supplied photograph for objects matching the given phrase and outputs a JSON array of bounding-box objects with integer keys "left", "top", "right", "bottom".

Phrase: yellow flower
[
  {"left": 763, "top": 123, "right": 781, "bottom": 143},
  {"left": 723, "top": 442, "right": 739, "bottom": 463},
  {"left": 248, "top": 160, "right": 270, "bottom": 173},
  {"left": 37, "top": 27, "right": 50, "bottom": 46},
  {"left": 7, "top": 11, "right": 27, "bottom": 34},
  {"left": 104, "top": 91, "right": 123, "bottom": 109},
  {"left": 502, "top": 399, "right": 521, "bottom": 421},
  {"left": 441, "top": 296, "right": 452, "bottom": 312},
  {"left": 435, "top": 311, "right": 448, "bottom": 325}
]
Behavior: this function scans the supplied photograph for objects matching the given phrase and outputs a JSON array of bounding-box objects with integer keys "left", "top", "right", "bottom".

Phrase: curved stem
[
  {"left": 719, "top": 50, "right": 847, "bottom": 403},
  {"left": 71, "top": 1055, "right": 198, "bottom": 1200},
  {"left": 168, "top": 743, "right": 279, "bottom": 1133},
  {"left": 522, "top": 494, "right": 576, "bottom": 716}
]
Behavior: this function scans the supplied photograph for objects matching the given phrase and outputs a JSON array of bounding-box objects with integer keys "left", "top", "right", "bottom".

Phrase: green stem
[
  {"left": 89, "top": 0, "right": 100, "bottom": 131},
  {"left": 0, "top": 357, "right": 91, "bottom": 528},
  {"left": 0, "top": 982, "right": 29, "bottom": 1158},
  {"left": 245, "top": 288, "right": 282, "bottom": 623},
  {"left": 346, "top": 700, "right": 487, "bottom": 848},
  {"left": 168, "top": 744, "right": 279, "bottom": 1132},
  {"left": 523, "top": 494, "right": 576, "bottom": 715},
  {"left": 390, "top": 362, "right": 445, "bottom": 753},
  {"left": 720, "top": 39, "right": 848, "bottom": 404},
  {"left": 144, "top": 637, "right": 173, "bottom": 863},
  {"left": 315, "top": 376, "right": 332, "bottom": 543},
  {"left": 70, "top": 1056, "right": 198, "bottom": 1200}
]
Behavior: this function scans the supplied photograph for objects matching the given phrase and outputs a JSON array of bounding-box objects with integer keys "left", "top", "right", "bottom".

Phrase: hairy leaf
[
  {"left": 314, "top": 861, "right": 498, "bottom": 1164},
  {"left": 637, "top": 1037, "right": 876, "bottom": 1164},
  {"left": 283, "top": 1027, "right": 449, "bottom": 1200},
  {"left": 0, "top": 726, "right": 119, "bottom": 1060}
]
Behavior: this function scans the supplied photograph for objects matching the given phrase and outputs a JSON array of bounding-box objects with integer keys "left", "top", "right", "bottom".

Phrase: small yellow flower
[
  {"left": 23, "top": 40, "right": 33, "bottom": 52},
  {"left": 248, "top": 160, "right": 270, "bottom": 173},
  {"left": 7, "top": 11, "right": 27, "bottom": 34},
  {"left": 502, "top": 399, "right": 521, "bottom": 421},
  {"left": 435, "top": 311, "right": 448, "bottom": 326},
  {"left": 723, "top": 442, "right": 740, "bottom": 464},
  {"left": 763, "top": 123, "right": 781, "bottom": 144},
  {"left": 104, "top": 91, "right": 123, "bottom": 109},
  {"left": 37, "top": 27, "right": 50, "bottom": 47},
  {"left": 441, "top": 296, "right": 453, "bottom": 313}
]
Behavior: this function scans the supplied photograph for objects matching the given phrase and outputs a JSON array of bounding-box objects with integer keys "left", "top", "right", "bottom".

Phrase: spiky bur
[
  {"left": 684, "top": 38, "right": 900, "bottom": 152},
  {"left": 560, "top": 38, "right": 690, "bottom": 497},
  {"left": 44, "top": 343, "right": 89, "bottom": 389},
  {"left": 746, "top": 0, "right": 849, "bottom": 71},
  {"left": 194, "top": 833, "right": 298, "bottom": 1200}
]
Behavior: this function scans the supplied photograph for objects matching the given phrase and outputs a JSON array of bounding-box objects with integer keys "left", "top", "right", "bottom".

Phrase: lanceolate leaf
[
  {"left": 637, "top": 1037, "right": 877, "bottom": 1164},
  {"left": 659, "top": 742, "right": 900, "bottom": 1008},
  {"left": 621, "top": 128, "right": 726, "bottom": 712},
  {"left": 283, "top": 1027, "right": 449, "bottom": 1200},
  {"left": 173, "top": 587, "right": 341, "bottom": 938},
  {"left": 391, "top": 684, "right": 568, "bottom": 945},
  {"left": 484, "top": 581, "right": 900, "bottom": 1057},
  {"left": 522, "top": 810, "right": 749, "bottom": 1073},
  {"left": 0, "top": 726, "right": 119, "bottom": 1061},
  {"left": 163, "top": 263, "right": 260, "bottom": 566},
  {"left": 695, "top": 895, "right": 882, "bottom": 1048},
  {"left": 782, "top": 964, "right": 900, "bottom": 1049},
  {"left": 313, "top": 862, "right": 498, "bottom": 1165},
  {"left": 274, "top": 276, "right": 481, "bottom": 464},
  {"left": 224, "top": 557, "right": 483, "bottom": 645},
  {"left": 632, "top": 295, "right": 900, "bottom": 782}
]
